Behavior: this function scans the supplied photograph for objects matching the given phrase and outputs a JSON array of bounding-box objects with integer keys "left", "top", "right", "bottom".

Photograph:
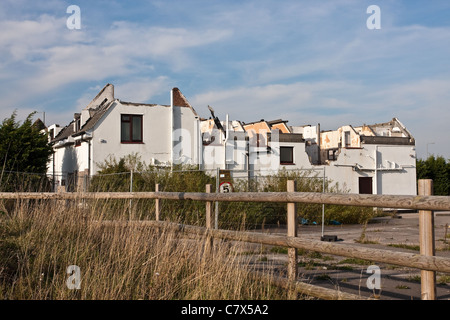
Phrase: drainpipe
[
  {"left": 246, "top": 136, "right": 250, "bottom": 190},
  {"left": 224, "top": 114, "right": 229, "bottom": 169},
  {"left": 317, "top": 123, "right": 321, "bottom": 165},
  {"left": 170, "top": 89, "right": 174, "bottom": 170},
  {"left": 194, "top": 117, "right": 198, "bottom": 168},
  {"left": 88, "top": 139, "right": 91, "bottom": 185},
  {"left": 374, "top": 145, "right": 378, "bottom": 195},
  {"left": 197, "top": 117, "right": 203, "bottom": 170},
  {"left": 52, "top": 152, "right": 56, "bottom": 192},
  {"left": 81, "top": 133, "right": 92, "bottom": 192}
]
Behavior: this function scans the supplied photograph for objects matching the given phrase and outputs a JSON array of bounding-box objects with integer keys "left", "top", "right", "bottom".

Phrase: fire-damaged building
[{"left": 47, "top": 83, "right": 417, "bottom": 196}]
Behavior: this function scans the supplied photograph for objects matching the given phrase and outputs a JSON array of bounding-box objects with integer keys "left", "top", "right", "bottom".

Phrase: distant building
[
  {"left": 291, "top": 118, "right": 416, "bottom": 195},
  {"left": 49, "top": 84, "right": 201, "bottom": 191},
  {"left": 47, "top": 83, "right": 417, "bottom": 196}
]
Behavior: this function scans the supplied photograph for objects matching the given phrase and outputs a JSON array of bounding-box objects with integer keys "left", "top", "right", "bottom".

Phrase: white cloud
[
  {"left": 114, "top": 76, "right": 171, "bottom": 103},
  {"left": 102, "top": 22, "right": 232, "bottom": 71},
  {"left": 192, "top": 78, "right": 450, "bottom": 159},
  {"left": 0, "top": 12, "right": 232, "bottom": 123},
  {"left": 1, "top": 0, "right": 450, "bottom": 160},
  {"left": 191, "top": 81, "right": 364, "bottom": 124}
]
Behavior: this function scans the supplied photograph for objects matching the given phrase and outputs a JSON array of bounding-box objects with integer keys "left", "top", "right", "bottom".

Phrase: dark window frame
[
  {"left": 344, "top": 131, "right": 351, "bottom": 148},
  {"left": 121, "top": 114, "right": 143, "bottom": 143},
  {"left": 280, "top": 146, "right": 294, "bottom": 165},
  {"left": 327, "top": 148, "right": 338, "bottom": 161},
  {"left": 359, "top": 177, "right": 373, "bottom": 194}
]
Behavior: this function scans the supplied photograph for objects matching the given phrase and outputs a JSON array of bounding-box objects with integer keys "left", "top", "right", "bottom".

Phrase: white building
[
  {"left": 48, "top": 84, "right": 417, "bottom": 196},
  {"left": 201, "top": 115, "right": 417, "bottom": 196},
  {"left": 316, "top": 119, "right": 417, "bottom": 196},
  {"left": 49, "top": 84, "right": 201, "bottom": 191}
]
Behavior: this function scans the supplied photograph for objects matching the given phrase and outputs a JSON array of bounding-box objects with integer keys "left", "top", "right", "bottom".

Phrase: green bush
[
  {"left": 0, "top": 111, "right": 53, "bottom": 192},
  {"left": 417, "top": 156, "right": 450, "bottom": 196},
  {"left": 89, "top": 155, "right": 378, "bottom": 228},
  {"left": 89, "top": 154, "right": 215, "bottom": 224}
]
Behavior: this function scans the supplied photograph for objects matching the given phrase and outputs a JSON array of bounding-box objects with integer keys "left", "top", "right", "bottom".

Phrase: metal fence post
[
  {"left": 215, "top": 167, "right": 219, "bottom": 229},
  {"left": 205, "top": 184, "right": 213, "bottom": 252},
  {"left": 287, "top": 180, "right": 298, "bottom": 283},
  {"left": 129, "top": 170, "right": 133, "bottom": 219},
  {"left": 321, "top": 167, "right": 325, "bottom": 238},
  {"left": 155, "top": 183, "right": 160, "bottom": 221},
  {"left": 206, "top": 184, "right": 212, "bottom": 229}
]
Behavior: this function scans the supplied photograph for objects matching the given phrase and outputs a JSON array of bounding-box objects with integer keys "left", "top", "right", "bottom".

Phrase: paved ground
[{"left": 239, "top": 211, "right": 450, "bottom": 300}]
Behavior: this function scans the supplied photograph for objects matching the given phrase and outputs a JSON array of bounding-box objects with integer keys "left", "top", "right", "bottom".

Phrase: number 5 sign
[{"left": 219, "top": 182, "right": 233, "bottom": 193}]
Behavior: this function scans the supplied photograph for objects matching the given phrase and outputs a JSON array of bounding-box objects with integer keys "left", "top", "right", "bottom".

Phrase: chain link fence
[
  {"left": 0, "top": 171, "right": 53, "bottom": 192},
  {"left": 62, "top": 167, "right": 333, "bottom": 230},
  {"left": 1, "top": 168, "right": 379, "bottom": 231}
]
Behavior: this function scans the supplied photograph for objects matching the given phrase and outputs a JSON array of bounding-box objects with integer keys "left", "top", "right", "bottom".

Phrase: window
[
  {"left": 256, "top": 132, "right": 267, "bottom": 147},
  {"left": 344, "top": 131, "right": 351, "bottom": 148},
  {"left": 121, "top": 114, "right": 143, "bottom": 143},
  {"left": 75, "top": 118, "right": 81, "bottom": 132},
  {"left": 359, "top": 177, "right": 373, "bottom": 194},
  {"left": 327, "top": 149, "right": 338, "bottom": 161},
  {"left": 280, "top": 146, "right": 294, "bottom": 164}
]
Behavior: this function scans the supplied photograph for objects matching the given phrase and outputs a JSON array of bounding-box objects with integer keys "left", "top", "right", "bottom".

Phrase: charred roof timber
[
  {"left": 360, "top": 136, "right": 415, "bottom": 145},
  {"left": 207, "top": 105, "right": 226, "bottom": 138},
  {"left": 267, "top": 132, "right": 304, "bottom": 143}
]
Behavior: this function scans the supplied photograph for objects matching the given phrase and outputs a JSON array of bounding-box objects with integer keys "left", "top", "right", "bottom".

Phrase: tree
[
  {"left": 0, "top": 111, "right": 53, "bottom": 191},
  {"left": 416, "top": 155, "right": 450, "bottom": 196}
]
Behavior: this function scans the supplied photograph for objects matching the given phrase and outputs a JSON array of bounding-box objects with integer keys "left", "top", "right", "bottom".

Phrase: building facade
[
  {"left": 49, "top": 84, "right": 201, "bottom": 191},
  {"left": 48, "top": 84, "right": 417, "bottom": 196}
]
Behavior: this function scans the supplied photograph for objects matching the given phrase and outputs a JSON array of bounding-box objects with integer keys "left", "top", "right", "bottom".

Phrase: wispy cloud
[
  {"left": 0, "top": 0, "right": 449, "bottom": 159},
  {"left": 192, "top": 76, "right": 450, "bottom": 158},
  {"left": 0, "top": 11, "right": 232, "bottom": 116}
]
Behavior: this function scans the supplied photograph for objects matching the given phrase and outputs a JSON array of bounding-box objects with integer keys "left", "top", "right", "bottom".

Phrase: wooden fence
[{"left": 1, "top": 179, "right": 449, "bottom": 300}]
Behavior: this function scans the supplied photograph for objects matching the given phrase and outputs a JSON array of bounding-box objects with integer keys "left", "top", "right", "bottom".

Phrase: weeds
[
  {"left": 388, "top": 244, "right": 420, "bottom": 251},
  {"left": 88, "top": 155, "right": 383, "bottom": 228},
  {"left": 338, "top": 258, "right": 374, "bottom": 266},
  {"left": 0, "top": 199, "right": 289, "bottom": 300},
  {"left": 438, "top": 274, "right": 450, "bottom": 285}
]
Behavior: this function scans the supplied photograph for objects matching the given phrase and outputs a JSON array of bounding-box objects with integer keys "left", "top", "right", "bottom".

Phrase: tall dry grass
[{"left": 0, "top": 198, "right": 289, "bottom": 300}]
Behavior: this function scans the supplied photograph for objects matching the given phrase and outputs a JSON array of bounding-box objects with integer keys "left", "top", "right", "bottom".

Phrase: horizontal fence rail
[
  {"left": 101, "top": 220, "right": 450, "bottom": 274},
  {"left": 1, "top": 191, "right": 450, "bottom": 211},
  {"left": 2, "top": 183, "right": 450, "bottom": 300}
]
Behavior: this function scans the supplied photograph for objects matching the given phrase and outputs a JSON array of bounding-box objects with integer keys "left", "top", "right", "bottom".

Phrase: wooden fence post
[
  {"left": 418, "top": 179, "right": 436, "bottom": 300},
  {"left": 287, "top": 180, "right": 298, "bottom": 283},
  {"left": 155, "top": 184, "right": 160, "bottom": 221}
]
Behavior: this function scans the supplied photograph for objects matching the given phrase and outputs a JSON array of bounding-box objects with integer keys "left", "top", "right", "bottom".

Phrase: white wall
[
  {"left": 49, "top": 101, "right": 416, "bottom": 197},
  {"left": 172, "top": 105, "right": 201, "bottom": 165},
  {"left": 324, "top": 144, "right": 417, "bottom": 195},
  {"left": 375, "top": 145, "right": 417, "bottom": 195},
  {"left": 50, "top": 99, "right": 201, "bottom": 180},
  {"left": 90, "top": 101, "right": 200, "bottom": 173},
  {"left": 50, "top": 139, "right": 90, "bottom": 189}
]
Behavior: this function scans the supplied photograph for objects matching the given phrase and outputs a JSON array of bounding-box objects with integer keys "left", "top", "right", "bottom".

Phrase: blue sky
[{"left": 1, "top": 0, "right": 449, "bottom": 159}]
